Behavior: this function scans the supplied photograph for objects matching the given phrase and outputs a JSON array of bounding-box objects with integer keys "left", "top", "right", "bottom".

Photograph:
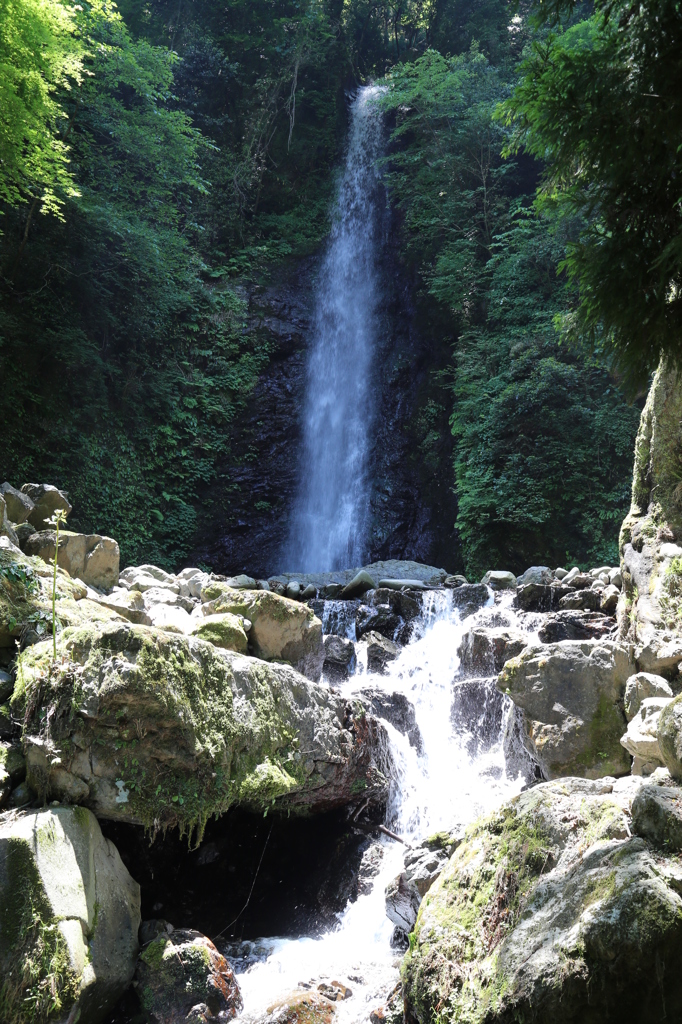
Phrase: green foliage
[
  {"left": 504, "top": 0, "right": 682, "bottom": 386},
  {"left": 381, "top": 45, "right": 640, "bottom": 575}
]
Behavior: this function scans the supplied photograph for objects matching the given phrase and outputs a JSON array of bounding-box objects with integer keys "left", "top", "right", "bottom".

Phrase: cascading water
[
  {"left": 224, "top": 591, "right": 537, "bottom": 1023},
  {"left": 285, "top": 86, "right": 385, "bottom": 573}
]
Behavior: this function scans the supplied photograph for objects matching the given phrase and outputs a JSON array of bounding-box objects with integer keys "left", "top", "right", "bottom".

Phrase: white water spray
[
  {"left": 285, "top": 86, "right": 385, "bottom": 572},
  {"left": 228, "top": 592, "right": 534, "bottom": 1023}
]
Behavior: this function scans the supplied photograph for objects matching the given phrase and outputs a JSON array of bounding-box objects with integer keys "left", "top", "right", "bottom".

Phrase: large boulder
[
  {"left": 624, "top": 671, "right": 673, "bottom": 720},
  {"left": 631, "top": 777, "right": 682, "bottom": 851},
  {"left": 0, "top": 482, "right": 34, "bottom": 524},
  {"left": 191, "top": 612, "right": 250, "bottom": 653},
  {"left": 497, "top": 640, "right": 633, "bottom": 778},
  {"left": 202, "top": 584, "right": 323, "bottom": 681},
  {"left": 21, "top": 482, "right": 72, "bottom": 530},
  {"left": 537, "top": 610, "right": 615, "bottom": 643},
  {"left": 0, "top": 805, "right": 140, "bottom": 1023},
  {"left": 14, "top": 622, "right": 389, "bottom": 835},
  {"left": 657, "top": 693, "right": 682, "bottom": 780},
  {"left": 25, "top": 529, "right": 120, "bottom": 590},
  {"left": 620, "top": 696, "right": 671, "bottom": 775},
  {"left": 135, "top": 928, "right": 242, "bottom": 1024},
  {"left": 403, "top": 777, "right": 682, "bottom": 1024}
]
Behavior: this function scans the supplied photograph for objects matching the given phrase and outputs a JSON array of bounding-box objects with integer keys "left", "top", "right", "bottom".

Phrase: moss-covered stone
[
  {"left": 0, "top": 546, "right": 92, "bottom": 648},
  {"left": 14, "top": 622, "right": 388, "bottom": 842},
  {"left": 203, "top": 585, "right": 324, "bottom": 679},
  {"left": 191, "top": 611, "right": 249, "bottom": 653},
  {"left": 403, "top": 777, "right": 682, "bottom": 1024},
  {"left": 0, "top": 806, "right": 139, "bottom": 1024}
]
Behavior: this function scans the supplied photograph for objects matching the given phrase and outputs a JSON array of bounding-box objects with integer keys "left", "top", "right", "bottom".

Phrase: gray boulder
[
  {"left": 450, "top": 583, "right": 489, "bottom": 619},
  {"left": 537, "top": 610, "right": 615, "bottom": 643},
  {"left": 385, "top": 872, "right": 421, "bottom": 932},
  {"left": 356, "top": 688, "right": 422, "bottom": 751},
  {"left": 403, "top": 776, "right": 682, "bottom": 1024},
  {"left": 620, "top": 696, "right": 671, "bottom": 775},
  {"left": 322, "top": 633, "right": 356, "bottom": 680},
  {"left": 21, "top": 482, "right": 72, "bottom": 530},
  {"left": 516, "top": 565, "right": 552, "bottom": 586},
  {"left": 558, "top": 588, "right": 601, "bottom": 611},
  {"left": 342, "top": 569, "right": 378, "bottom": 599},
  {"left": 364, "top": 630, "right": 401, "bottom": 673},
  {"left": 624, "top": 671, "right": 673, "bottom": 720},
  {"left": 657, "top": 694, "right": 682, "bottom": 781},
  {"left": 0, "top": 806, "right": 140, "bottom": 1023},
  {"left": 25, "top": 530, "right": 120, "bottom": 590},
  {"left": 480, "top": 570, "right": 516, "bottom": 590},
  {"left": 457, "top": 627, "right": 526, "bottom": 676},
  {"left": 497, "top": 639, "right": 632, "bottom": 778},
  {"left": 0, "top": 482, "right": 34, "bottom": 524},
  {"left": 0, "top": 496, "right": 19, "bottom": 549},
  {"left": 632, "top": 779, "right": 682, "bottom": 851},
  {"left": 16, "top": 622, "right": 389, "bottom": 830}
]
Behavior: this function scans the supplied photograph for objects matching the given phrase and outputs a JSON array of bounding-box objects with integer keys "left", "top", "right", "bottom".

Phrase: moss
[{"left": 0, "top": 838, "right": 80, "bottom": 1024}]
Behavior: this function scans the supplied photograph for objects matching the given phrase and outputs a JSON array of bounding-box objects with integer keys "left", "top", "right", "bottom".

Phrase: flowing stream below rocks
[{"left": 222, "top": 589, "right": 537, "bottom": 1023}]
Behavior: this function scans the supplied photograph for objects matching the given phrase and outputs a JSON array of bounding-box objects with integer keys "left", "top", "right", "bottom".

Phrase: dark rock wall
[{"left": 192, "top": 229, "right": 462, "bottom": 578}]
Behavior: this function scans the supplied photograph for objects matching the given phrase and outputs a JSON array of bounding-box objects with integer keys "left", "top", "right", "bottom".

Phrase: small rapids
[{"left": 225, "top": 590, "right": 536, "bottom": 1024}]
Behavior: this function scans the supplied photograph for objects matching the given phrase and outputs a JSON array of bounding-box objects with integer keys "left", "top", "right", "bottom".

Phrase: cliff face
[
  {"left": 619, "top": 359, "right": 682, "bottom": 673},
  {"left": 192, "top": 239, "right": 461, "bottom": 578}
]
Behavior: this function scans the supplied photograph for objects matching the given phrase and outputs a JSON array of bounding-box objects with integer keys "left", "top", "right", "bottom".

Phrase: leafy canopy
[{"left": 504, "top": 0, "right": 682, "bottom": 386}]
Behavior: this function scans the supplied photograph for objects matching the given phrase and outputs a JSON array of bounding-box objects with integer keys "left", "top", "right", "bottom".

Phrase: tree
[{"left": 504, "top": 0, "right": 682, "bottom": 386}]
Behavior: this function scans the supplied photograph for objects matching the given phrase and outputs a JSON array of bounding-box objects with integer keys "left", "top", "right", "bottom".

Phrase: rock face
[
  {"left": 0, "top": 805, "right": 140, "bottom": 1023},
  {"left": 631, "top": 778, "right": 682, "bottom": 851},
  {"left": 356, "top": 688, "right": 422, "bottom": 750},
  {"left": 202, "top": 583, "right": 324, "bottom": 680},
  {"left": 135, "top": 928, "right": 242, "bottom": 1024},
  {"left": 15, "top": 622, "right": 389, "bottom": 834},
  {"left": 403, "top": 777, "right": 682, "bottom": 1024},
  {"left": 656, "top": 694, "right": 682, "bottom": 780},
  {"left": 25, "top": 529, "right": 120, "bottom": 590},
  {"left": 22, "top": 482, "right": 73, "bottom": 530},
  {"left": 619, "top": 359, "right": 682, "bottom": 677},
  {"left": 498, "top": 640, "right": 632, "bottom": 778},
  {"left": 385, "top": 872, "right": 421, "bottom": 932}
]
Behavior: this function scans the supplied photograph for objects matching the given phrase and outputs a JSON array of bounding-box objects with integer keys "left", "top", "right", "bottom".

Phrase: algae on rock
[
  {"left": 403, "top": 777, "right": 682, "bottom": 1024},
  {"left": 14, "top": 622, "right": 388, "bottom": 841}
]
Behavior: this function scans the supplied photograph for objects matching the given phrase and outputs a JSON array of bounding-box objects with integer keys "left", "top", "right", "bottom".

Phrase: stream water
[
  {"left": 225, "top": 591, "right": 536, "bottom": 1023},
  {"left": 285, "top": 85, "right": 385, "bottom": 573}
]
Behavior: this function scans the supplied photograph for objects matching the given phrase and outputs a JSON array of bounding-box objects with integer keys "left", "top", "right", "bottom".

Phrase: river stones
[
  {"left": 135, "top": 928, "right": 242, "bottom": 1024},
  {"left": 498, "top": 639, "right": 633, "bottom": 778},
  {"left": 341, "top": 569, "right": 377, "bottom": 599},
  {"left": 403, "top": 777, "right": 682, "bottom": 1024},
  {"left": 15, "top": 621, "right": 390, "bottom": 831}
]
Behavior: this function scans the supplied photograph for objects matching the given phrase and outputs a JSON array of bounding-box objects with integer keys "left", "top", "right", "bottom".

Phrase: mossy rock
[
  {"left": 403, "top": 777, "right": 682, "bottom": 1024},
  {"left": 0, "top": 546, "right": 89, "bottom": 648},
  {"left": 0, "top": 805, "right": 139, "bottom": 1024},
  {"left": 191, "top": 612, "right": 249, "bottom": 654},
  {"left": 14, "top": 622, "right": 387, "bottom": 841},
  {"left": 203, "top": 585, "right": 324, "bottom": 679}
]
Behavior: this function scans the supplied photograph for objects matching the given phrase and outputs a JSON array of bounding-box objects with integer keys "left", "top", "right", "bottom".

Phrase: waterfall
[
  {"left": 223, "top": 591, "right": 535, "bottom": 1022},
  {"left": 285, "top": 86, "right": 385, "bottom": 572}
]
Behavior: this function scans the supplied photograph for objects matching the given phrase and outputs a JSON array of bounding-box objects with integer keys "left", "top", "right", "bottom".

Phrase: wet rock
[
  {"left": 450, "top": 583, "right": 489, "bottom": 619},
  {"left": 0, "top": 482, "right": 34, "bottom": 524},
  {"left": 620, "top": 696, "right": 671, "bottom": 773},
  {"left": 356, "top": 688, "right": 422, "bottom": 750},
  {"left": 498, "top": 639, "right": 633, "bottom": 778},
  {"left": 0, "top": 805, "right": 140, "bottom": 1023},
  {"left": 403, "top": 842, "right": 452, "bottom": 897},
  {"left": 537, "top": 610, "right": 615, "bottom": 643},
  {"left": 480, "top": 570, "right": 516, "bottom": 590},
  {"left": 318, "top": 981, "right": 352, "bottom": 1000},
  {"left": 264, "top": 990, "right": 336, "bottom": 1024},
  {"left": 404, "top": 777, "right": 682, "bottom": 1024},
  {"left": 385, "top": 872, "right": 421, "bottom": 931},
  {"left": 341, "top": 569, "right": 378, "bottom": 599},
  {"left": 0, "top": 740, "right": 25, "bottom": 807},
  {"left": 135, "top": 928, "right": 242, "bottom": 1024},
  {"left": 191, "top": 613, "right": 250, "bottom": 654},
  {"left": 364, "top": 631, "right": 401, "bottom": 673},
  {"left": 624, "top": 671, "right": 673, "bottom": 720},
  {"left": 516, "top": 566, "right": 552, "bottom": 586},
  {"left": 558, "top": 588, "right": 602, "bottom": 611},
  {"left": 355, "top": 602, "right": 403, "bottom": 642},
  {"left": 631, "top": 780, "right": 682, "bottom": 850},
  {"left": 451, "top": 678, "right": 508, "bottom": 759},
  {"left": 357, "top": 842, "right": 384, "bottom": 895},
  {"left": 514, "top": 583, "right": 572, "bottom": 612},
  {"left": 322, "top": 633, "right": 356, "bottom": 680},
  {"left": 17, "top": 622, "right": 389, "bottom": 827},
  {"left": 21, "top": 482, "right": 72, "bottom": 530},
  {"left": 457, "top": 627, "right": 527, "bottom": 676}
]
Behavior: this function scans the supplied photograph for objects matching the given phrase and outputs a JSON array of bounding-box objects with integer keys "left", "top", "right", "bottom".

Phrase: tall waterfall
[{"left": 285, "top": 86, "right": 385, "bottom": 572}]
